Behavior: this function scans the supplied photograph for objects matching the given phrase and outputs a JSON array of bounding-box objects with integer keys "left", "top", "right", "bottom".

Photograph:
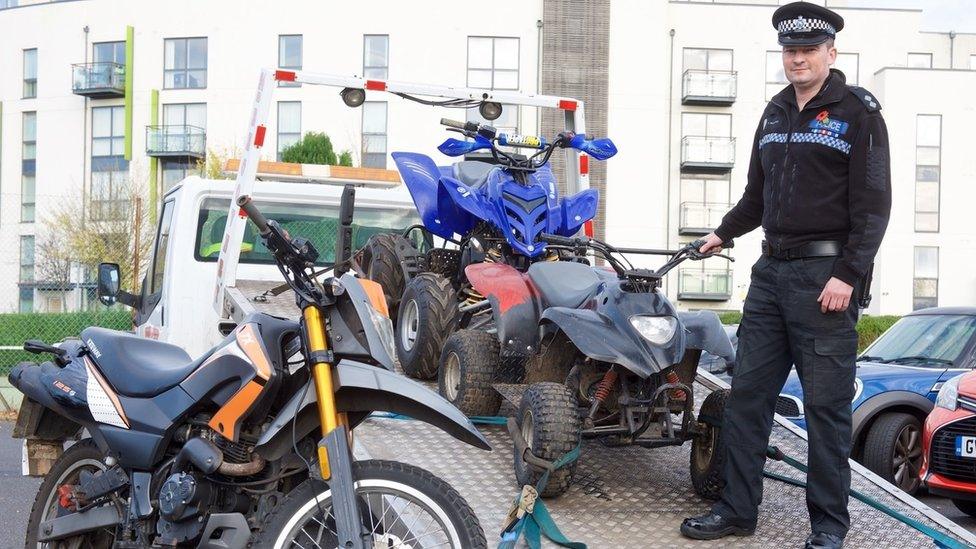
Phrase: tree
[
  {"left": 37, "top": 177, "right": 155, "bottom": 295},
  {"left": 280, "top": 132, "right": 354, "bottom": 166}
]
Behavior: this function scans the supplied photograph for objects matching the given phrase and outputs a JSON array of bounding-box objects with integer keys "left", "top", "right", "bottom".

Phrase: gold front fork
[{"left": 302, "top": 305, "right": 346, "bottom": 479}]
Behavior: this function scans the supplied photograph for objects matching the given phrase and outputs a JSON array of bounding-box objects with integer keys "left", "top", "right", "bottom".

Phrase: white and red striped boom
[{"left": 213, "top": 68, "right": 589, "bottom": 316}]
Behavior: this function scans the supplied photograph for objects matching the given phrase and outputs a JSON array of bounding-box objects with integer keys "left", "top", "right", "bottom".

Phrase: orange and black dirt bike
[{"left": 9, "top": 185, "right": 490, "bottom": 549}]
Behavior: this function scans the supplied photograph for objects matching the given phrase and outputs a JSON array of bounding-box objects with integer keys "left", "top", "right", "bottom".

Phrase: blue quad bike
[
  {"left": 359, "top": 118, "right": 616, "bottom": 380},
  {"left": 442, "top": 234, "right": 738, "bottom": 498}
]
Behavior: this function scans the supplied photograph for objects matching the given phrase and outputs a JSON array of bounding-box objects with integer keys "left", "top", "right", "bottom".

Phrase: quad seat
[
  {"left": 81, "top": 327, "right": 212, "bottom": 397},
  {"left": 527, "top": 261, "right": 603, "bottom": 309}
]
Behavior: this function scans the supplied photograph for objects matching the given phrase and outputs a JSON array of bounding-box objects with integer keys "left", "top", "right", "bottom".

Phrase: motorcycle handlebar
[
  {"left": 236, "top": 195, "right": 271, "bottom": 236},
  {"left": 440, "top": 118, "right": 466, "bottom": 130},
  {"left": 539, "top": 233, "right": 583, "bottom": 247}
]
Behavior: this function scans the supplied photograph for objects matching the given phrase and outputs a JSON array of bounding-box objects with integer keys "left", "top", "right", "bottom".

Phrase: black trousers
[{"left": 712, "top": 255, "right": 860, "bottom": 538}]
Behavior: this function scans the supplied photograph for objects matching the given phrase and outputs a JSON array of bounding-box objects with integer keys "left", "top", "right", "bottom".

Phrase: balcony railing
[
  {"left": 682, "top": 69, "right": 737, "bottom": 105},
  {"left": 679, "top": 202, "right": 730, "bottom": 235},
  {"left": 680, "top": 136, "right": 735, "bottom": 172},
  {"left": 678, "top": 268, "right": 732, "bottom": 301},
  {"left": 71, "top": 62, "right": 125, "bottom": 98},
  {"left": 146, "top": 125, "right": 206, "bottom": 159}
]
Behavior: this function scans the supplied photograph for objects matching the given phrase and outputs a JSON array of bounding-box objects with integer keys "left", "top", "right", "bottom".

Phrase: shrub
[
  {"left": 718, "top": 311, "right": 900, "bottom": 352},
  {"left": 280, "top": 132, "right": 354, "bottom": 166}
]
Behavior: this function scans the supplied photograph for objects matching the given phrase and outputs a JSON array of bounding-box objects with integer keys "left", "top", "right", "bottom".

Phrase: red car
[{"left": 921, "top": 370, "right": 976, "bottom": 516}]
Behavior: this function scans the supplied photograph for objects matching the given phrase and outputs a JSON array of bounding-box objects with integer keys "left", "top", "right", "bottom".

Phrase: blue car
[{"left": 778, "top": 307, "right": 976, "bottom": 495}]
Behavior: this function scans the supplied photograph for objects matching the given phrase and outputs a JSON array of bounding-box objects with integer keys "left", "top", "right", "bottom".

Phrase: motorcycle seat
[
  {"left": 528, "top": 261, "right": 603, "bottom": 309},
  {"left": 452, "top": 160, "right": 495, "bottom": 189},
  {"left": 80, "top": 327, "right": 213, "bottom": 397}
]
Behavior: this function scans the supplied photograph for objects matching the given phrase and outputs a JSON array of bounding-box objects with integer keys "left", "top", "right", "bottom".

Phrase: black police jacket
[{"left": 715, "top": 69, "right": 891, "bottom": 287}]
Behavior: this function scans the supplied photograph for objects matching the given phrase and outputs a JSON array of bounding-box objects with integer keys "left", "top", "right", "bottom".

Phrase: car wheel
[{"left": 862, "top": 412, "right": 923, "bottom": 495}]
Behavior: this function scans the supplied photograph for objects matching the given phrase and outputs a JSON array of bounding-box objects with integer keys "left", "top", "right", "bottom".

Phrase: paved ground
[{"left": 1, "top": 419, "right": 974, "bottom": 547}]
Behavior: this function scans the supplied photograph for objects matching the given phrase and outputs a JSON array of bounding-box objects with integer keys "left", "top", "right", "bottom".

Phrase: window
[
  {"left": 362, "top": 101, "right": 388, "bottom": 169},
  {"left": 2, "top": 0, "right": 20, "bottom": 8},
  {"left": 363, "top": 35, "right": 389, "bottom": 79},
  {"left": 194, "top": 198, "right": 421, "bottom": 266},
  {"left": 19, "top": 287, "right": 33, "bottom": 313},
  {"left": 915, "top": 114, "right": 941, "bottom": 232},
  {"left": 23, "top": 48, "right": 37, "bottom": 98},
  {"left": 907, "top": 53, "right": 933, "bottom": 69},
  {"left": 20, "top": 235, "right": 34, "bottom": 282},
  {"left": 681, "top": 112, "right": 731, "bottom": 138},
  {"left": 150, "top": 200, "right": 175, "bottom": 295},
  {"left": 91, "top": 106, "right": 129, "bottom": 220},
  {"left": 278, "top": 35, "right": 302, "bottom": 87},
  {"left": 835, "top": 52, "right": 859, "bottom": 85},
  {"left": 467, "top": 37, "right": 519, "bottom": 90},
  {"left": 22, "top": 111, "right": 36, "bottom": 222},
  {"left": 277, "top": 101, "right": 301, "bottom": 160},
  {"left": 161, "top": 103, "right": 207, "bottom": 189},
  {"left": 680, "top": 173, "right": 731, "bottom": 231},
  {"left": 93, "top": 41, "right": 125, "bottom": 64},
  {"left": 164, "top": 37, "right": 207, "bottom": 89},
  {"left": 765, "top": 50, "right": 788, "bottom": 100},
  {"left": 913, "top": 246, "right": 938, "bottom": 310},
  {"left": 682, "top": 48, "right": 732, "bottom": 72}
]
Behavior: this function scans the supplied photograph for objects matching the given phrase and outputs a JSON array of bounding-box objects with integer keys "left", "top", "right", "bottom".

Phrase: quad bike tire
[
  {"left": 26, "top": 439, "right": 115, "bottom": 548},
  {"left": 396, "top": 273, "right": 458, "bottom": 380},
  {"left": 362, "top": 233, "right": 415, "bottom": 321},
  {"left": 514, "top": 382, "right": 581, "bottom": 498},
  {"left": 439, "top": 330, "right": 502, "bottom": 416},
  {"left": 690, "top": 388, "right": 729, "bottom": 500}
]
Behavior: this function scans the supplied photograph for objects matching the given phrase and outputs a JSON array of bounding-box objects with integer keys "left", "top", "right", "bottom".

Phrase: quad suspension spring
[
  {"left": 587, "top": 368, "right": 619, "bottom": 423},
  {"left": 665, "top": 370, "right": 687, "bottom": 400}
]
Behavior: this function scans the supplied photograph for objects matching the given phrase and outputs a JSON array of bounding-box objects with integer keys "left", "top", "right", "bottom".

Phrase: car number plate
[{"left": 955, "top": 436, "right": 976, "bottom": 458}]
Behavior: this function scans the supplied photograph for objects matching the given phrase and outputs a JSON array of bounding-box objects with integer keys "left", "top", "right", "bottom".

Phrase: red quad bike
[{"left": 438, "top": 234, "right": 737, "bottom": 498}]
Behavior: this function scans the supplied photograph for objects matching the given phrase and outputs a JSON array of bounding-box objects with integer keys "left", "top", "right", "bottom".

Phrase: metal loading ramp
[{"left": 230, "top": 281, "right": 976, "bottom": 547}]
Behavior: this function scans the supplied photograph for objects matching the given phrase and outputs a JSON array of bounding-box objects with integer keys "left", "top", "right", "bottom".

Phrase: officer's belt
[{"left": 761, "top": 240, "right": 842, "bottom": 260}]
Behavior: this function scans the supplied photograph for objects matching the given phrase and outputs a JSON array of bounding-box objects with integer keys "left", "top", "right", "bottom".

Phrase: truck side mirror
[{"left": 97, "top": 263, "right": 121, "bottom": 306}]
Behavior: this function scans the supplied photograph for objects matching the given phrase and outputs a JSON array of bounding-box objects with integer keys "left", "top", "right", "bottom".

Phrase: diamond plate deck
[{"left": 353, "top": 383, "right": 971, "bottom": 548}]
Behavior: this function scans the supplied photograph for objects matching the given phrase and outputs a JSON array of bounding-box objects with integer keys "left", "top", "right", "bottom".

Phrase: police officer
[{"left": 680, "top": 3, "right": 891, "bottom": 548}]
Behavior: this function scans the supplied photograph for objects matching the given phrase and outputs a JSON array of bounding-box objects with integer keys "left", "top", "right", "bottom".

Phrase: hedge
[
  {"left": 0, "top": 310, "right": 132, "bottom": 373},
  {"left": 717, "top": 311, "right": 900, "bottom": 352}
]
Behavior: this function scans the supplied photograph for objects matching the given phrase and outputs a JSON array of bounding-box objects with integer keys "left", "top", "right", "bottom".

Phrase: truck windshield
[
  {"left": 860, "top": 314, "right": 976, "bottom": 367},
  {"left": 194, "top": 198, "right": 420, "bottom": 266}
]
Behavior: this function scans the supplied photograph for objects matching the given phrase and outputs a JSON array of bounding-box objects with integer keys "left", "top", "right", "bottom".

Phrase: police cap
[{"left": 772, "top": 2, "right": 844, "bottom": 47}]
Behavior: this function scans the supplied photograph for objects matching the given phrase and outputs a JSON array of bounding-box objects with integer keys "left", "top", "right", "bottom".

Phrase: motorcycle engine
[{"left": 156, "top": 471, "right": 212, "bottom": 543}]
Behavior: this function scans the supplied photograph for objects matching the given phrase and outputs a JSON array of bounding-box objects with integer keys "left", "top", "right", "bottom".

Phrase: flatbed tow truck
[{"left": 206, "top": 69, "right": 976, "bottom": 547}]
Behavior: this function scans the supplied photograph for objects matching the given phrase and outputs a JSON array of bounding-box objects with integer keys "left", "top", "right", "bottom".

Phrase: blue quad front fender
[
  {"left": 254, "top": 360, "right": 491, "bottom": 461},
  {"left": 556, "top": 188, "right": 599, "bottom": 236},
  {"left": 392, "top": 152, "right": 475, "bottom": 239}
]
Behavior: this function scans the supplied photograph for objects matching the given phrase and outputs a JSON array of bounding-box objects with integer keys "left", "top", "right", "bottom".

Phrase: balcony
[
  {"left": 71, "top": 62, "right": 125, "bottom": 98},
  {"left": 679, "top": 202, "right": 730, "bottom": 236},
  {"left": 678, "top": 268, "right": 732, "bottom": 301},
  {"left": 682, "top": 70, "right": 737, "bottom": 105},
  {"left": 680, "top": 136, "right": 735, "bottom": 173},
  {"left": 146, "top": 125, "right": 206, "bottom": 159}
]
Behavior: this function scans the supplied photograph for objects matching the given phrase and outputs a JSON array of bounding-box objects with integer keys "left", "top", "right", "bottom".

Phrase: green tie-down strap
[
  {"left": 499, "top": 443, "right": 585, "bottom": 549},
  {"left": 764, "top": 446, "right": 969, "bottom": 549}
]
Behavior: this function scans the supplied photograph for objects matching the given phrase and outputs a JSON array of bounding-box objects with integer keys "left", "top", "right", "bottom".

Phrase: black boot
[
  {"left": 680, "top": 512, "right": 756, "bottom": 540},
  {"left": 805, "top": 532, "right": 844, "bottom": 549}
]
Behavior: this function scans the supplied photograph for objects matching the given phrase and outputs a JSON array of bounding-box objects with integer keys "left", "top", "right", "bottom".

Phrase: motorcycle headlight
[
  {"left": 936, "top": 375, "right": 962, "bottom": 411},
  {"left": 629, "top": 315, "right": 677, "bottom": 346}
]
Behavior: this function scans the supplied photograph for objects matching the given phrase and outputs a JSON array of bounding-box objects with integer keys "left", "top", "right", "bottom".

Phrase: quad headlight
[
  {"left": 629, "top": 315, "right": 677, "bottom": 346},
  {"left": 936, "top": 374, "right": 962, "bottom": 411}
]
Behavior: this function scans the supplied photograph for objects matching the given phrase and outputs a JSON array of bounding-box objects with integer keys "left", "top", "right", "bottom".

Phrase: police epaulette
[{"left": 848, "top": 86, "right": 881, "bottom": 112}]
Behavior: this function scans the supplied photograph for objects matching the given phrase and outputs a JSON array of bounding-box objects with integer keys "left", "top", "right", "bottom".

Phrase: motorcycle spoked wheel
[
  {"left": 252, "top": 459, "right": 487, "bottom": 549},
  {"left": 25, "top": 439, "right": 116, "bottom": 549}
]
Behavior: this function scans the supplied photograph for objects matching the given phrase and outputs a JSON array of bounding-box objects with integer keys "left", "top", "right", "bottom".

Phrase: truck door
[{"left": 135, "top": 198, "right": 175, "bottom": 339}]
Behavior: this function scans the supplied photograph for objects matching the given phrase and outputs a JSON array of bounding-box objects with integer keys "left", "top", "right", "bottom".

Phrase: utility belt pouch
[{"left": 857, "top": 263, "right": 874, "bottom": 309}]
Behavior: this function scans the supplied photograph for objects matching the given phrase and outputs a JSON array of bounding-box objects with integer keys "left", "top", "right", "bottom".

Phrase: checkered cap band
[{"left": 777, "top": 16, "right": 836, "bottom": 36}]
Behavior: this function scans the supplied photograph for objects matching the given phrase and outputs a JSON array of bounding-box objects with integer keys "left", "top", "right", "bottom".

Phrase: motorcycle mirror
[{"left": 97, "top": 263, "right": 121, "bottom": 306}]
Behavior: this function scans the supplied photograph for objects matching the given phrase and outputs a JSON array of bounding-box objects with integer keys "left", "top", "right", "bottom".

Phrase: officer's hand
[
  {"left": 818, "top": 277, "right": 854, "bottom": 313},
  {"left": 698, "top": 232, "right": 724, "bottom": 255}
]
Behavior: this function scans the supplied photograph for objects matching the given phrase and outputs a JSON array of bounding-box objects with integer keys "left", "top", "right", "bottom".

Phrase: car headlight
[
  {"left": 366, "top": 303, "right": 398, "bottom": 368},
  {"left": 936, "top": 375, "right": 962, "bottom": 411},
  {"left": 853, "top": 378, "right": 864, "bottom": 403},
  {"left": 629, "top": 315, "right": 677, "bottom": 346}
]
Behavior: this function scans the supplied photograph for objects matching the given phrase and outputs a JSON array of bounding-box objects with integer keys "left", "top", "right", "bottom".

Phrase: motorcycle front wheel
[{"left": 252, "top": 459, "right": 486, "bottom": 549}]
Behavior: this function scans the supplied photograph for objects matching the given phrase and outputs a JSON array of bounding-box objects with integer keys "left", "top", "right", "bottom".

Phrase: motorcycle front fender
[{"left": 254, "top": 360, "right": 491, "bottom": 461}]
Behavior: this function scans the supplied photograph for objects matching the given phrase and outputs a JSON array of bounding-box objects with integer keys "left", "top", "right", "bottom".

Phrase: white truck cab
[{"left": 121, "top": 175, "right": 418, "bottom": 358}]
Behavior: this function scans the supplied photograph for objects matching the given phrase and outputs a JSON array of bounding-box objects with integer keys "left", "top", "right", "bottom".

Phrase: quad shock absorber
[
  {"left": 587, "top": 367, "right": 618, "bottom": 423},
  {"left": 665, "top": 370, "right": 687, "bottom": 401}
]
